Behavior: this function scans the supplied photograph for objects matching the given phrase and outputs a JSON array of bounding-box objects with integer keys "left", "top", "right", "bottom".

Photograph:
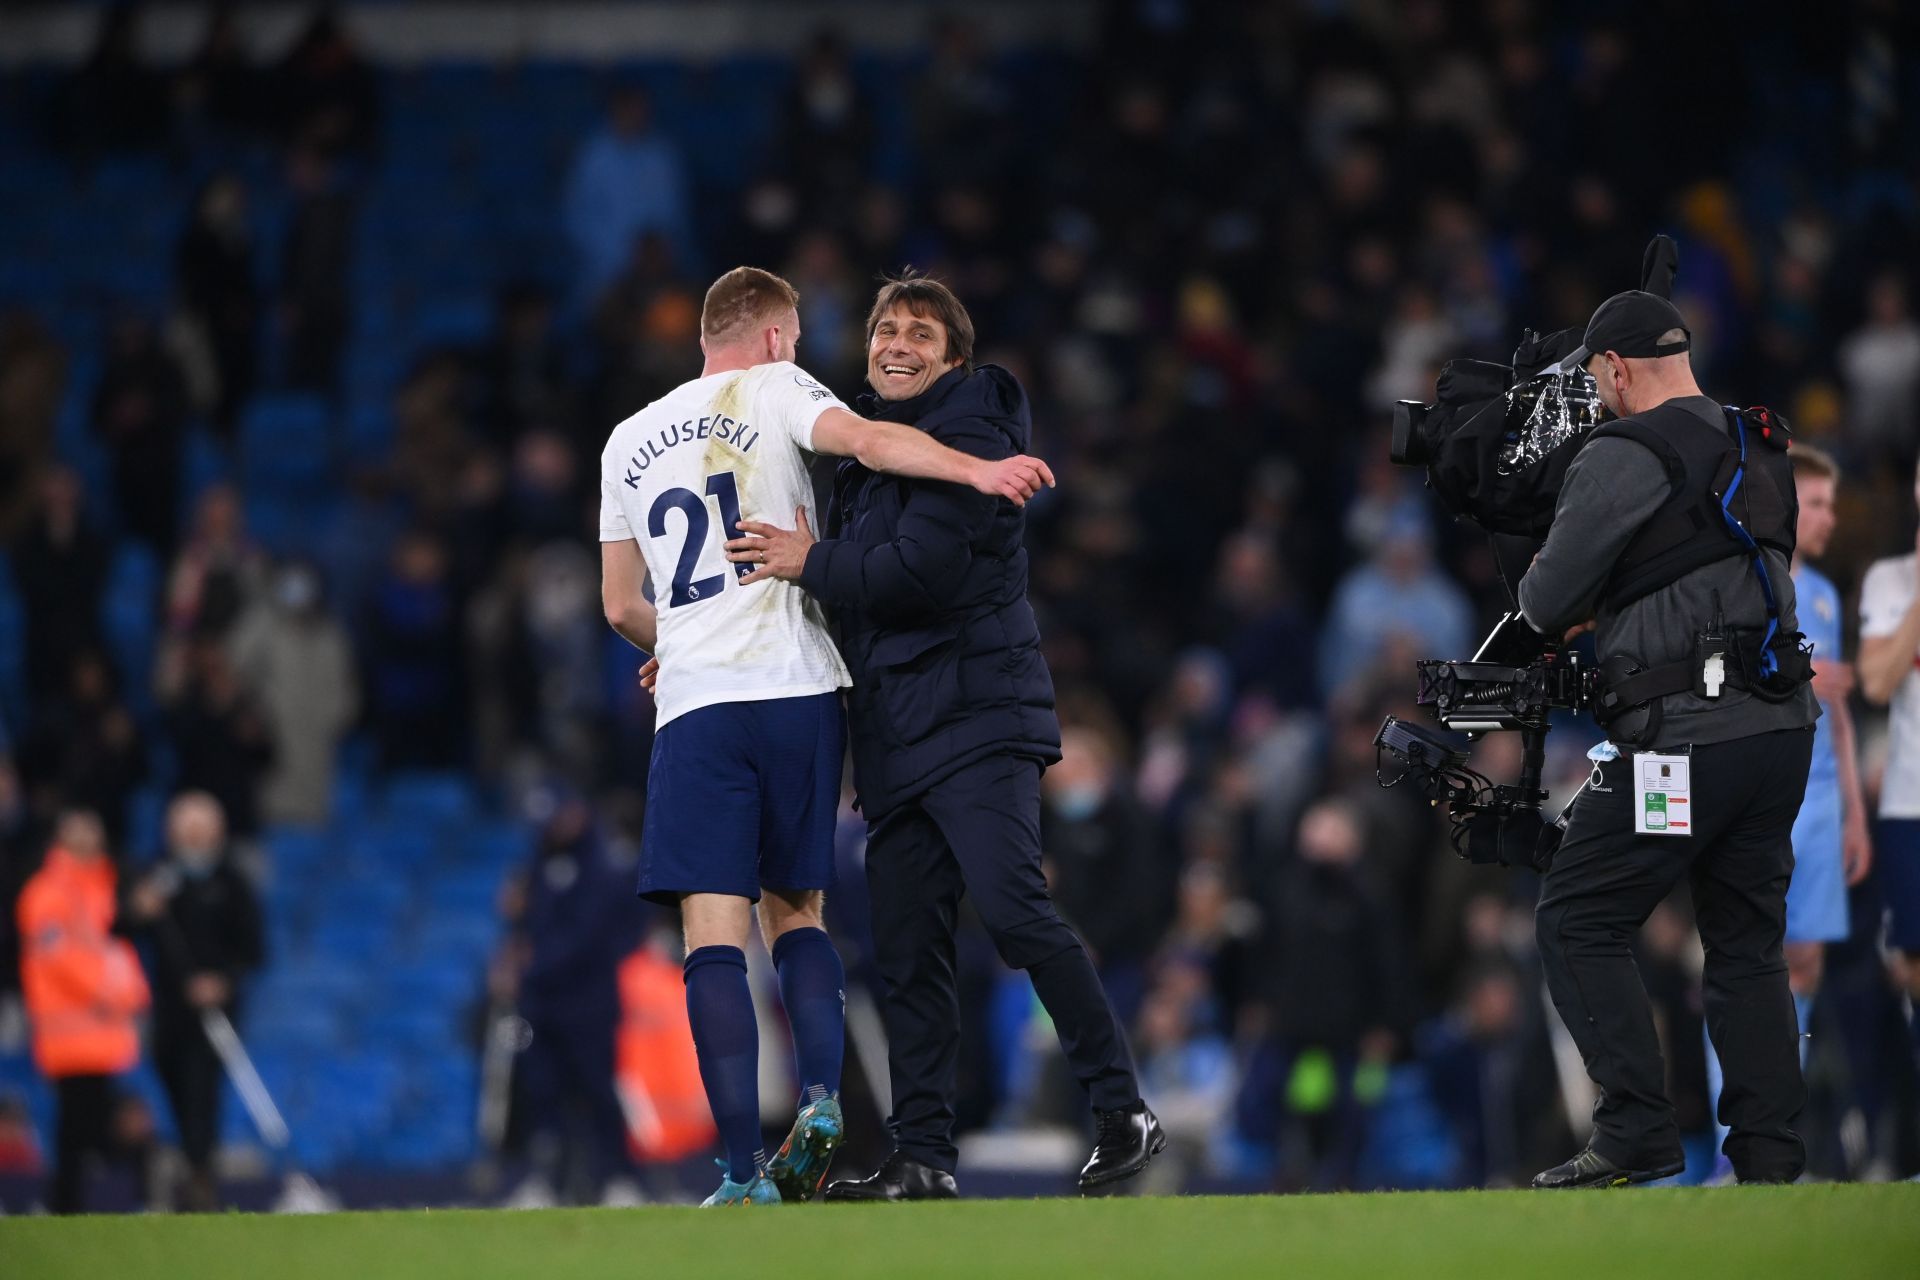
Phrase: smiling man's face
[{"left": 867, "top": 302, "right": 961, "bottom": 401}]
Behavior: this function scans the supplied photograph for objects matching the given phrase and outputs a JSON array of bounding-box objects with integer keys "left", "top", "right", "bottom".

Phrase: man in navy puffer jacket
[{"left": 725, "top": 275, "right": 1162, "bottom": 1198}]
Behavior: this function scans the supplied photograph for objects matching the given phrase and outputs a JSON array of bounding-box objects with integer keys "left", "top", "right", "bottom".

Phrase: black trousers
[
  {"left": 155, "top": 1008, "right": 223, "bottom": 1174},
  {"left": 865, "top": 752, "right": 1140, "bottom": 1173},
  {"left": 52, "top": 1074, "right": 117, "bottom": 1215},
  {"left": 1536, "top": 726, "right": 1812, "bottom": 1181},
  {"left": 517, "top": 1005, "right": 632, "bottom": 1194}
]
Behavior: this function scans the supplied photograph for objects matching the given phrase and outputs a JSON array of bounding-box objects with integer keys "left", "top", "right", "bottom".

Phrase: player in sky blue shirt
[{"left": 1704, "top": 444, "right": 1872, "bottom": 1177}]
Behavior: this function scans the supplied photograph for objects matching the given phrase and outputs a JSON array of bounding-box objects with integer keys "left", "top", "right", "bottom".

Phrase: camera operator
[{"left": 1516, "top": 290, "right": 1816, "bottom": 1188}]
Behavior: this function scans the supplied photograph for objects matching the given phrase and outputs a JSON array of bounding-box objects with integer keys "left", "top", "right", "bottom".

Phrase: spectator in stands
[
  {"left": 913, "top": 17, "right": 1013, "bottom": 184},
  {"left": 173, "top": 5, "right": 264, "bottom": 144},
  {"left": 126, "top": 791, "right": 263, "bottom": 1212},
  {"left": 1319, "top": 513, "right": 1473, "bottom": 701},
  {"left": 279, "top": 144, "right": 354, "bottom": 395},
  {"left": 175, "top": 173, "right": 259, "bottom": 437},
  {"left": 17, "top": 810, "right": 152, "bottom": 1214},
  {"left": 389, "top": 352, "right": 479, "bottom": 528},
  {"left": 564, "top": 86, "right": 694, "bottom": 308},
  {"left": 0, "top": 315, "right": 67, "bottom": 542},
  {"left": 478, "top": 283, "right": 571, "bottom": 444},
  {"left": 364, "top": 531, "right": 465, "bottom": 770},
  {"left": 10, "top": 467, "right": 111, "bottom": 712},
  {"left": 513, "top": 542, "right": 601, "bottom": 774},
  {"left": 1208, "top": 533, "right": 1319, "bottom": 710},
  {"left": 1132, "top": 954, "right": 1236, "bottom": 1173},
  {"left": 1042, "top": 724, "right": 1169, "bottom": 1013},
  {"left": 782, "top": 230, "right": 864, "bottom": 387},
  {"left": 502, "top": 792, "right": 642, "bottom": 1205},
  {"left": 505, "top": 431, "right": 585, "bottom": 548},
  {"left": 162, "top": 641, "right": 273, "bottom": 842},
  {"left": 54, "top": 2, "right": 168, "bottom": 161},
  {"left": 91, "top": 313, "right": 189, "bottom": 555},
  {"left": 1838, "top": 272, "right": 1920, "bottom": 470},
  {"left": 776, "top": 28, "right": 873, "bottom": 222},
  {"left": 272, "top": 8, "right": 380, "bottom": 157},
  {"left": 160, "top": 483, "right": 264, "bottom": 668},
  {"left": 16, "top": 652, "right": 147, "bottom": 848},
  {"left": 590, "top": 232, "right": 700, "bottom": 428},
  {"left": 229, "top": 560, "right": 358, "bottom": 827},
  {"left": 1241, "top": 797, "right": 1407, "bottom": 1190}
]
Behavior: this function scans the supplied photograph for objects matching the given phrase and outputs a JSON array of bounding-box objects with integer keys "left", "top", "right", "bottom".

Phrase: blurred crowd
[{"left": 2, "top": 0, "right": 1919, "bottom": 1203}]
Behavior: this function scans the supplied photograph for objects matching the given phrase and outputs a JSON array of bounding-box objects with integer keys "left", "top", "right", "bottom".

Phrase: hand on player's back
[
  {"left": 637, "top": 656, "right": 659, "bottom": 694},
  {"left": 727, "top": 507, "right": 816, "bottom": 585},
  {"left": 972, "top": 454, "right": 1055, "bottom": 507}
]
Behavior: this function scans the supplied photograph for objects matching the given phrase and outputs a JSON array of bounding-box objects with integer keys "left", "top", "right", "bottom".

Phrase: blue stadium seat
[
  {"left": 423, "top": 867, "right": 505, "bottom": 919},
  {"left": 341, "top": 819, "right": 441, "bottom": 871},
  {"left": 459, "top": 820, "right": 532, "bottom": 873},
  {"left": 264, "top": 825, "right": 335, "bottom": 877},
  {"left": 411, "top": 913, "right": 501, "bottom": 966},
  {"left": 244, "top": 1004, "right": 346, "bottom": 1051},
  {"left": 383, "top": 772, "right": 477, "bottom": 825},
  {"left": 407, "top": 296, "right": 493, "bottom": 350},
  {"left": 178, "top": 427, "right": 234, "bottom": 514},
  {"left": 361, "top": 1007, "right": 459, "bottom": 1051},
  {"left": 309, "top": 916, "right": 406, "bottom": 971},
  {"left": 98, "top": 542, "right": 162, "bottom": 702},
  {"left": 250, "top": 966, "right": 366, "bottom": 1020},
  {"left": 240, "top": 394, "right": 336, "bottom": 493},
  {"left": 319, "top": 877, "right": 415, "bottom": 924}
]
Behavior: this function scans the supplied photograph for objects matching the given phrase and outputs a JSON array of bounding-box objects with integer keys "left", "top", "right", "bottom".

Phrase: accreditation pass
[{"left": 1633, "top": 752, "right": 1692, "bottom": 836}]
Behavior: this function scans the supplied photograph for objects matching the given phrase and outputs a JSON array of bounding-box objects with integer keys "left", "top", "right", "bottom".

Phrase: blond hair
[
  {"left": 701, "top": 266, "right": 800, "bottom": 343},
  {"left": 1789, "top": 441, "right": 1839, "bottom": 484}
]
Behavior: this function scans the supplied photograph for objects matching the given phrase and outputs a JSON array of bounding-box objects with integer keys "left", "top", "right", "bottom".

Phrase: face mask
[
  {"left": 276, "top": 571, "right": 319, "bottom": 612},
  {"left": 1050, "top": 784, "right": 1105, "bottom": 823},
  {"left": 175, "top": 844, "right": 220, "bottom": 877},
  {"left": 805, "top": 78, "right": 852, "bottom": 124}
]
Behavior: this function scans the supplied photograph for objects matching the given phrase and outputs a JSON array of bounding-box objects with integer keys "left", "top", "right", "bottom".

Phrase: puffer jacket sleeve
[{"left": 798, "top": 414, "right": 1008, "bottom": 624}]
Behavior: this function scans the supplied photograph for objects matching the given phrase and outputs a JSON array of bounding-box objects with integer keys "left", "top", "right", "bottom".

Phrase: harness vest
[
  {"left": 1580, "top": 402, "right": 1811, "bottom": 737},
  {"left": 1591, "top": 401, "right": 1796, "bottom": 613}
]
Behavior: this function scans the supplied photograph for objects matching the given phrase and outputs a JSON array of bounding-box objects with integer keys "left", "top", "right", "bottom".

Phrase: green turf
[{"left": 3, "top": 1185, "right": 1916, "bottom": 1280}]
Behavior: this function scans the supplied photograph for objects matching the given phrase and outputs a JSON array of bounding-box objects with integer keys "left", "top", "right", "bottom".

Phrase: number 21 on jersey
[{"left": 647, "top": 470, "right": 749, "bottom": 608}]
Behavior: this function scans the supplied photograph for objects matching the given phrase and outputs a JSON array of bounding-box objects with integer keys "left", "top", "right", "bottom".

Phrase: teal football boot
[
  {"left": 700, "top": 1162, "right": 782, "bottom": 1207},
  {"left": 764, "top": 1094, "right": 844, "bottom": 1203}
]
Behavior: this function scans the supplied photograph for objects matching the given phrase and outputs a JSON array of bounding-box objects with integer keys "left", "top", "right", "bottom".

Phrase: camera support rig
[{"left": 1375, "top": 613, "right": 1595, "bottom": 871}]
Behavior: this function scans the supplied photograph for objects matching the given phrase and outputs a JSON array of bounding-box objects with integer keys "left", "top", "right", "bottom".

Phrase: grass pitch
[{"left": 4, "top": 1185, "right": 1916, "bottom": 1280}]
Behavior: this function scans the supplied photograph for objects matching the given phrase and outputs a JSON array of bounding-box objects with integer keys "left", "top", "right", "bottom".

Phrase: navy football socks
[
  {"left": 683, "top": 944, "right": 763, "bottom": 1183},
  {"left": 771, "top": 926, "right": 846, "bottom": 1102}
]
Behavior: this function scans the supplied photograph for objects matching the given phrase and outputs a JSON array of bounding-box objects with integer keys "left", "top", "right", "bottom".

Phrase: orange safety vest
[
  {"left": 615, "top": 945, "right": 716, "bottom": 1163},
  {"left": 17, "top": 848, "right": 149, "bottom": 1079}
]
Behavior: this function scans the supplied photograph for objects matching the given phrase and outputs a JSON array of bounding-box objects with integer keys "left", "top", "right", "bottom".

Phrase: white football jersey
[{"left": 599, "top": 361, "right": 852, "bottom": 727}]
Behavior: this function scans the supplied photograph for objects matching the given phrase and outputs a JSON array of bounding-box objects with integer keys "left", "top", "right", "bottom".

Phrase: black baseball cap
[{"left": 1561, "top": 290, "right": 1691, "bottom": 370}]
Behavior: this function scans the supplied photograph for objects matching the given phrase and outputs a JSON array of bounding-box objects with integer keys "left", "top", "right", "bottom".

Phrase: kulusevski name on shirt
[{"left": 620, "top": 414, "right": 761, "bottom": 486}]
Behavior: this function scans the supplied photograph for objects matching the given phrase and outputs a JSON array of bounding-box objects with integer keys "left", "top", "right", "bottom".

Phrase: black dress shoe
[
  {"left": 1532, "top": 1145, "right": 1685, "bottom": 1189},
  {"left": 1078, "top": 1102, "right": 1166, "bottom": 1192},
  {"left": 823, "top": 1150, "right": 958, "bottom": 1202}
]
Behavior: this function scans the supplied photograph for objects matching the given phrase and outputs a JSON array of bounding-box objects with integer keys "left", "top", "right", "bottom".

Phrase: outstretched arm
[
  {"left": 809, "top": 407, "right": 1053, "bottom": 507},
  {"left": 728, "top": 414, "right": 1009, "bottom": 622}
]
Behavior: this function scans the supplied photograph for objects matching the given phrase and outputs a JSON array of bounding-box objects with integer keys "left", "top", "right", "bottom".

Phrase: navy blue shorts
[
  {"left": 1879, "top": 817, "right": 1920, "bottom": 953},
  {"left": 638, "top": 692, "right": 845, "bottom": 906}
]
